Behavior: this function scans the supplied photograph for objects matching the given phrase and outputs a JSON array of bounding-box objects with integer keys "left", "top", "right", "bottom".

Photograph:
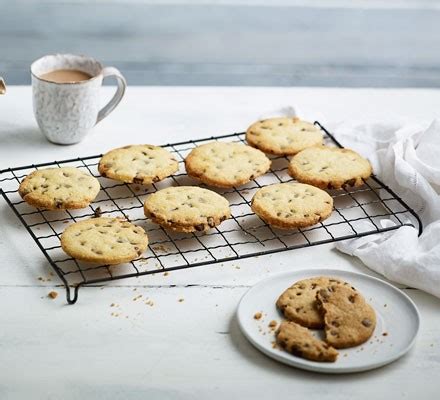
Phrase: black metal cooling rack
[{"left": 0, "top": 122, "right": 423, "bottom": 304}]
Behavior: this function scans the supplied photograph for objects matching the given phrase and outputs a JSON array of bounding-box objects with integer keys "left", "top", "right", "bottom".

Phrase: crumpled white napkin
[{"left": 332, "top": 119, "right": 440, "bottom": 298}]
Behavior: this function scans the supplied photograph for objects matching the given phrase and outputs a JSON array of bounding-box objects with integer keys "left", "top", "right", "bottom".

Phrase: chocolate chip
[
  {"left": 207, "top": 217, "right": 215, "bottom": 227},
  {"left": 344, "top": 178, "right": 356, "bottom": 187},
  {"left": 362, "top": 318, "right": 372, "bottom": 327},
  {"left": 194, "top": 224, "right": 205, "bottom": 231},
  {"left": 133, "top": 176, "right": 144, "bottom": 184}
]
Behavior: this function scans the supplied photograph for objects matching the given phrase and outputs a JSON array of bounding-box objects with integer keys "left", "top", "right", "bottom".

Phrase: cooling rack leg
[{"left": 65, "top": 284, "right": 81, "bottom": 305}]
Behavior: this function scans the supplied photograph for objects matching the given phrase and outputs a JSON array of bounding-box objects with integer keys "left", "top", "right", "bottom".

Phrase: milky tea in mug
[
  {"left": 39, "top": 69, "right": 93, "bottom": 83},
  {"left": 31, "top": 54, "right": 126, "bottom": 144}
]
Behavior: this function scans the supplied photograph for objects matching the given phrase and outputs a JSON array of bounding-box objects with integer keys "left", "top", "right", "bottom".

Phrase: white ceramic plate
[{"left": 237, "top": 269, "right": 420, "bottom": 374}]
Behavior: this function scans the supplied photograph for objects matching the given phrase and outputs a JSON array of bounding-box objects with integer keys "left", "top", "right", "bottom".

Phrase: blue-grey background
[{"left": 1, "top": 0, "right": 439, "bottom": 87}]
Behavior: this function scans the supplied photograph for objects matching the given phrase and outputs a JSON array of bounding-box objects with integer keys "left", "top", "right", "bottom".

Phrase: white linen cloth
[{"left": 330, "top": 119, "right": 440, "bottom": 298}]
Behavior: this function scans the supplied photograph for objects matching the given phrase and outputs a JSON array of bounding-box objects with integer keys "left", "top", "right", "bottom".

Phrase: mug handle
[{"left": 97, "top": 66, "right": 127, "bottom": 124}]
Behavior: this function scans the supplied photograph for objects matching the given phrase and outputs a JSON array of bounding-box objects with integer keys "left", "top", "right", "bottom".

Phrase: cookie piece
[
  {"left": 246, "top": 117, "right": 323, "bottom": 155},
  {"left": 144, "top": 186, "right": 231, "bottom": 233},
  {"left": 185, "top": 142, "right": 271, "bottom": 188},
  {"left": 61, "top": 217, "right": 148, "bottom": 264},
  {"left": 251, "top": 182, "right": 333, "bottom": 229},
  {"left": 18, "top": 167, "right": 100, "bottom": 210},
  {"left": 316, "top": 285, "right": 376, "bottom": 349},
  {"left": 276, "top": 321, "right": 338, "bottom": 362},
  {"left": 98, "top": 144, "right": 178, "bottom": 185},
  {"left": 289, "top": 146, "right": 372, "bottom": 189},
  {"left": 276, "top": 277, "right": 347, "bottom": 329}
]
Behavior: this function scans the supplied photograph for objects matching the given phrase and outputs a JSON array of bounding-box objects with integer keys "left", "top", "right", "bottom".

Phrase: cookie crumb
[
  {"left": 145, "top": 299, "right": 154, "bottom": 307},
  {"left": 48, "top": 291, "right": 58, "bottom": 299},
  {"left": 254, "top": 312, "right": 262, "bottom": 320},
  {"left": 268, "top": 320, "right": 277, "bottom": 329},
  {"left": 153, "top": 244, "right": 168, "bottom": 252}
]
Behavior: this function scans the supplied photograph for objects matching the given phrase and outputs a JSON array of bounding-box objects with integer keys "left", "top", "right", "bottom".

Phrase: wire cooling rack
[{"left": 0, "top": 122, "right": 423, "bottom": 304}]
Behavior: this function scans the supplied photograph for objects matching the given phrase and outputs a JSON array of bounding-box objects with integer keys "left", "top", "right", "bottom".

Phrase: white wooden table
[{"left": 0, "top": 86, "right": 439, "bottom": 399}]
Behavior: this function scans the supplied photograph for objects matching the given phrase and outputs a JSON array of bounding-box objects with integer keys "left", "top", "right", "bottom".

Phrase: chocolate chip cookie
[
  {"left": 98, "top": 144, "right": 178, "bottom": 185},
  {"left": 185, "top": 141, "right": 271, "bottom": 187},
  {"left": 289, "top": 146, "right": 372, "bottom": 189},
  {"left": 246, "top": 117, "right": 323, "bottom": 155},
  {"left": 18, "top": 167, "right": 100, "bottom": 210},
  {"left": 144, "top": 186, "right": 231, "bottom": 233}
]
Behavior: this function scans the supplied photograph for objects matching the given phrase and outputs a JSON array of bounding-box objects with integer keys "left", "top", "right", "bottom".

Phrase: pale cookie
[
  {"left": 316, "top": 285, "right": 376, "bottom": 349},
  {"left": 144, "top": 186, "right": 231, "bottom": 233},
  {"left": 61, "top": 217, "right": 149, "bottom": 264},
  {"left": 251, "top": 183, "right": 333, "bottom": 229},
  {"left": 276, "top": 277, "right": 348, "bottom": 329},
  {"left": 98, "top": 144, "right": 178, "bottom": 185},
  {"left": 289, "top": 146, "right": 372, "bottom": 189},
  {"left": 276, "top": 321, "right": 339, "bottom": 362},
  {"left": 18, "top": 167, "right": 100, "bottom": 210},
  {"left": 246, "top": 117, "right": 323, "bottom": 155},
  {"left": 185, "top": 142, "right": 271, "bottom": 188}
]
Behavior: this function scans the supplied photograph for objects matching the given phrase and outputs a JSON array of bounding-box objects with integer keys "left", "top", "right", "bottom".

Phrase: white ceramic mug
[{"left": 31, "top": 54, "right": 126, "bottom": 145}]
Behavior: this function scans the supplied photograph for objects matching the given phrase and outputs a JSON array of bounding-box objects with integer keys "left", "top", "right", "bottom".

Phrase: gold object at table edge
[{"left": 0, "top": 77, "right": 6, "bottom": 94}]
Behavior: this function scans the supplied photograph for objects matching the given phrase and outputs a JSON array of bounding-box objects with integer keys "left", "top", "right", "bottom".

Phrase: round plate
[{"left": 237, "top": 269, "right": 420, "bottom": 374}]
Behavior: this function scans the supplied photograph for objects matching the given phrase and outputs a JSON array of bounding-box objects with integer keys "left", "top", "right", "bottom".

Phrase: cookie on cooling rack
[
  {"left": 185, "top": 141, "right": 271, "bottom": 188},
  {"left": 18, "top": 167, "right": 100, "bottom": 210},
  {"left": 288, "top": 146, "right": 372, "bottom": 189},
  {"left": 246, "top": 117, "right": 323, "bottom": 156},
  {"left": 316, "top": 284, "right": 376, "bottom": 349},
  {"left": 276, "top": 277, "right": 348, "bottom": 329},
  {"left": 98, "top": 144, "right": 179, "bottom": 185},
  {"left": 144, "top": 186, "right": 231, "bottom": 233},
  {"left": 251, "top": 182, "right": 333, "bottom": 229},
  {"left": 276, "top": 321, "right": 339, "bottom": 362},
  {"left": 61, "top": 217, "right": 149, "bottom": 264}
]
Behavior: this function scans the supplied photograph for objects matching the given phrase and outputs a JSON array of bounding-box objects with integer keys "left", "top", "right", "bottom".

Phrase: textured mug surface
[{"left": 31, "top": 54, "right": 126, "bottom": 145}]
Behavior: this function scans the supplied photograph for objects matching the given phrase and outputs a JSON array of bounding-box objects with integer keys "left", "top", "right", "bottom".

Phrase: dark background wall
[{"left": 1, "top": 1, "right": 439, "bottom": 87}]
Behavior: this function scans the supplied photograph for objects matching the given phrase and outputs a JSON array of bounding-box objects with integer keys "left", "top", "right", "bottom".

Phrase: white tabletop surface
[{"left": 0, "top": 86, "right": 439, "bottom": 399}]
